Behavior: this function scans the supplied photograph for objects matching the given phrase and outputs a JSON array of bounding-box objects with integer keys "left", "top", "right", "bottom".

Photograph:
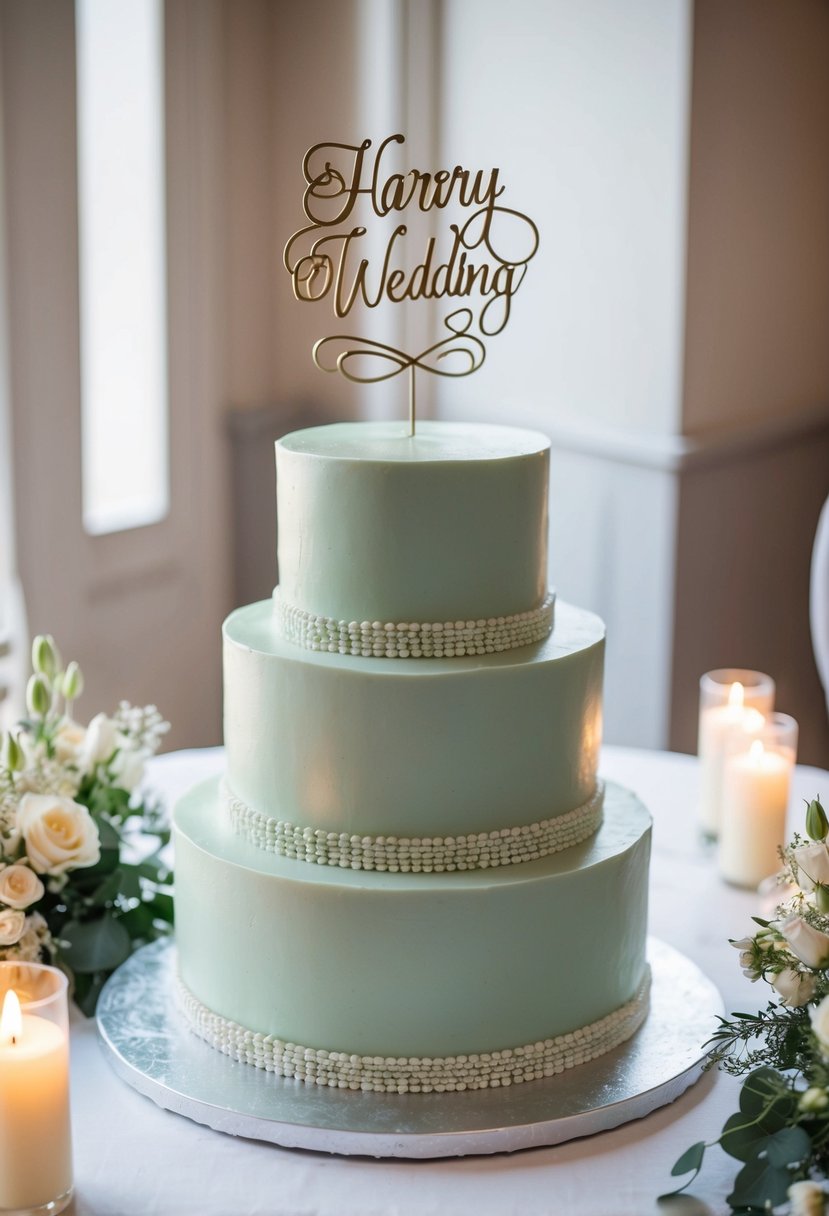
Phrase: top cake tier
[{"left": 275, "top": 421, "right": 550, "bottom": 624}]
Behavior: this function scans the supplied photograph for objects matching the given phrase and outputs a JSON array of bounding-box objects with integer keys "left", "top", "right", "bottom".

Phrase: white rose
[
  {"left": 54, "top": 718, "right": 87, "bottom": 766},
  {"left": 811, "top": 994, "right": 829, "bottom": 1059},
  {"left": 780, "top": 915, "right": 829, "bottom": 969},
  {"left": 771, "top": 967, "right": 816, "bottom": 1007},
  {"left": 789, "top": 1181, "right": 826, "bottom": 1216},
  {"left": 0, "top": 908, "right": 26, "bottom": 946},
  {"left": 0, "top": 864, "right": 45, "bottom": 910},
  {"left": 793, "top": 843, "right": 829, "bottom": 893},
  {"left": 80, "top": 713, "right": 117, "bottom": 771},
  {"left": 109, "top": 745, "right": 146, "bottom": 793},
  {"left": 17, "top": 793, "right": 100, "bottom": 876}
]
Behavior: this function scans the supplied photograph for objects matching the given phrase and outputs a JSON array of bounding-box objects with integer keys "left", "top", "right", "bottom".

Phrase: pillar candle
[
  {"left": 698, "top": 680, "right": 766, "bottom": 837},
  {"left": 719, "top": 739, "right": 792, "bottom": 889},
  {"left": 0, "top": 988, "right": 73, "bottom": 1213}
]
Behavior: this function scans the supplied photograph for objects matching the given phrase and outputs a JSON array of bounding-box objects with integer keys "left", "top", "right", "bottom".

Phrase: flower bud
[
  {"left": 817, "top": 884, "right": 829, "bottom": 915},
  {"left": 31, "top": 634, "right": 59, "bottom": 680},
  {"left": 0, "top": 731, "right": 23, "bottom": 773},
  {"left": 788, "top": 1179, "right": 826, "bottom": 1216},
  {"left": 61, "top": 661, "right": 84, "bottom": 702},
  {"left": 26, "top": 673, "right": 51, "bottom": 718},
  {"left": 780, "top": 915, "right": 829, "bottom": 970},
  {"left": 807, "top": 798, "right": 829, "bottom": 843},
  {"left": 799, "top": 1086, "right": 829, "bottom": 1113}
]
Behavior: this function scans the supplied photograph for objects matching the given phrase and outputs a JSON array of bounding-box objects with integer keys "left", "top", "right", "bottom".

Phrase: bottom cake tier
[{"left": 173, "top": 779, "right": 651, "bottom": 1092}]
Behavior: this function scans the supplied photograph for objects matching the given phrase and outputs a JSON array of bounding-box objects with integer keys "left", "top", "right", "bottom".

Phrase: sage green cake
[{"left": 173, "top": 420, "right": 652, "bottom": 1093}]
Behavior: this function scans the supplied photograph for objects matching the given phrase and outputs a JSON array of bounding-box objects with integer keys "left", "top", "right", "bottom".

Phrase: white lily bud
[
  {"left": 780, "top": 915, "right": 829, "bottom": 970},
  {"left": 26, "top": 673, "right": 51, "bottom": 718},
  {"left": 0, "top": 731, "right": 24, "bottom": 773},
  {"left": 31, "top": 634, "right": 59, "bottom": 680},
  {"left": 61, "top": 661, "right": 84, "bottom": 702}
]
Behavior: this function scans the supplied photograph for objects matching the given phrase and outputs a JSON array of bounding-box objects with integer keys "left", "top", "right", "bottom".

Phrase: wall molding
[{"left": 509, "top": 399, "right": 829, "bottom": 474}]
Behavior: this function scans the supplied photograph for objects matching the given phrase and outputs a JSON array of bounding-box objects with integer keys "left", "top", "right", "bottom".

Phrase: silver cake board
[{"left": 96, "top": 937, "right": 722, "bottom": 1160}]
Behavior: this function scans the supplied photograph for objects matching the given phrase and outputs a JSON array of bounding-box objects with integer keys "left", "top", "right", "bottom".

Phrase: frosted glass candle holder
[
  {"left": 0, "top": 962, "right": 72, "bottom": 1216},
  {"left": 697, "top": 668, "right": 775, "bottom": 839},
  {"left": 718, "top": 713, "right": 798, "bottom": 890}
]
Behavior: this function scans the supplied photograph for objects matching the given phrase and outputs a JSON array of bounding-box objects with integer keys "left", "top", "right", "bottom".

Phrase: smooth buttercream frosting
[
  {"left": 173, "top": 779, "right": 651, "bottom": 1059},
  {"left": 275, "top": 421, "right": 550, "bottom": 623},
  {"left": 224, "top": 598, "right": 605, "bottom": 838}
]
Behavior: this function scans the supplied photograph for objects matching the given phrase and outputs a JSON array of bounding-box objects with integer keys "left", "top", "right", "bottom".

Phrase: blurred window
[{"left": 76, "top": 0, "right": 168, "bottom": 535}]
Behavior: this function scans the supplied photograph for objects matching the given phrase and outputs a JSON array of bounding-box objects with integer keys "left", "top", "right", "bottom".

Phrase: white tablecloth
[{"left": 67, "top": 746, "right": 829, "bottom": 1216}]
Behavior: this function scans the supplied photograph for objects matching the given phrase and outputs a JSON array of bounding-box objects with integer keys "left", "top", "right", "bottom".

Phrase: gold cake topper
[{"left": 283, "top": 134, "right": 539, "bottom": 434}]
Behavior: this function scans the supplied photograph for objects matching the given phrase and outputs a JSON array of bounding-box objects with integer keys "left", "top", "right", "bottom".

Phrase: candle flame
[
  {"left": 729, "top": 681, "right": 745, "bottom": 709},
  {"left": 1, "top": 989, "right": 22, "bottom": 1045},
  {"left": 749, "top": 739, "right": 765, "bottom": 764}
]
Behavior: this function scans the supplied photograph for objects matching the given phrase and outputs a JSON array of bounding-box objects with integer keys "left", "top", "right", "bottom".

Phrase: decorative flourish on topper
[{"left": 283, "top": 134, "right": 539, "bottom": 435}]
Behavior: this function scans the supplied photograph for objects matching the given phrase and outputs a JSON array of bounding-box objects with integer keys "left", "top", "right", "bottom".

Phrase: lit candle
[
  {"left": 719, "top": 739, "right": 792, "bottom": 889},
  {"left": 0, "top": 974, "right": 72, "bottom": 1214},
  {"left": 698, "top": 678, "right": 769, "bottom": 837}
]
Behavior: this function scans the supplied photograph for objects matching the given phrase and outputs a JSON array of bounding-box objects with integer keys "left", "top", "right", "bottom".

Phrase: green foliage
[
  {"left": 0, "top": 637, "right": 172, "bottom": 1017},
  {"left": 662, "top": 798, "right": 829, "bottom": 1212},
  {"left": 807, "top": 798, "right": 829, "bottom": 843}
]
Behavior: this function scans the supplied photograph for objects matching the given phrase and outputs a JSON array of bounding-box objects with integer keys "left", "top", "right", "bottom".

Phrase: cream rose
[
  {"left": 17, "top": 793, "right": 100, "bottom": 876},
  {"left": 54, "top": 718, "right": 87, "bottom": 766},
  {"left": 771, "top": 967, "right": 816, "bottom": 1008},
  {"left": 793, "top": 842, "right": 829, "bottom": 893},
  {"left": 0, "top": 864, "right": 45, "bottom": 910},
  {"left": 0, "top": 908, "right": 26, "bottom": 946},
  {"left": 80, "top": 713, "right": 117, "bottom": 771},
  {"left": 811, "top": 994, "right": 829, "bottom": 1059},
  {"left": 780, "top": 915, "right": 829, "bottom": 970}
]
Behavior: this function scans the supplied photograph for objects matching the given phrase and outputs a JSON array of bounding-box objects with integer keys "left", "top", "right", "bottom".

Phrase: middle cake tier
[{"left": 225, "top": 598, "right": 604, "bottom": 841}]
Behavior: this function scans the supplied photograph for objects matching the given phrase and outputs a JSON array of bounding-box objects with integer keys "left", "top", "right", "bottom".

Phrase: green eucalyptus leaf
[
  {"left": 658, "top": 1140, "right": 706, "bottom": 1199},
  {"left": 72, "top": 971, "right": 108, "bottom": 1018},
  {"left": 116, "top": 902, "right": 156, "bottom": 939},
  {"left": 719, "top": 1112, "right": 770, "bottom": 1162},
  {"left": 117, "top": 865, "right": 143, "bottom": 901},
  {"left": 764, "top": 1124, "right": 811, "bottom": 1167},
  {"left": 61, "top": 914, "right": 132, "bottom": 973},
  {"left": 86, "top": 818, "right": 121, "bottom": 851},
  {"left": 739, "top": 1068, "right": 793, "bottom": 1128},
  {"left": 727, "top": 1157, "right": 792, "bottom": 1210},
  {"left": 88, "top": 868, "right": 124, "bottom": 907},
  {"left": 70, "top": 845, "right": 120, "bottom": 889},
  {"left": 150, "top": 891, "right": 174, "bottom": 923}
]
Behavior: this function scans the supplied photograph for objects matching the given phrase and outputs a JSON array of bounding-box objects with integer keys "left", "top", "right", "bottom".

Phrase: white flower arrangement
[
  {"left": 664, "top": 796, "right": 829, "bottom": 1214},
  {"left": 0, "top": 635, "right": 172, "bottom": 1013}
]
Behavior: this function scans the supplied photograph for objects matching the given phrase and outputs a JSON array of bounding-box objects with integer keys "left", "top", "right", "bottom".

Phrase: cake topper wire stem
[{"left": 409, "top": 365, "right": 416, "bottom": 437}]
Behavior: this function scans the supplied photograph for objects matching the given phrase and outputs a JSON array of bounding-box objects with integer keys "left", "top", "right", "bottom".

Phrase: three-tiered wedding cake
[{"left": 173, "top": 420, "right": 652, "bottom": 1094}]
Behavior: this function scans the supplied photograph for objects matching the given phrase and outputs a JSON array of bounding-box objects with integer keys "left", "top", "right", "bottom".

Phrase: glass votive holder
[
  {"left": 0, "top": 962, "right": 72, "bottom": 1216},
  {"left": 718, "top": 712, "right": 799, "bottom": 890},
  {"left": 698, "top": 668, "right": 776, "bottom": 838}
]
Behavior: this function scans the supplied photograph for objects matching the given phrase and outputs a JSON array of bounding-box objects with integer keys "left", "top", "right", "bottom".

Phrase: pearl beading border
[
  {"left": 178, "top": 969, "right": 650, "bottom": 1093},
  {"left": 273, "top": 590, "right": 555, "bottom": 658},
  {"left": 225, "top": 782, "right": 604, "bottom": 872}
]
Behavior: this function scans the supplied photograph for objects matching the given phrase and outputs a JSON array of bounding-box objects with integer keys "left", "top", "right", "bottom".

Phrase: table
[{"left": 67, "top": 746, "right": 829, "bottom": 1216}]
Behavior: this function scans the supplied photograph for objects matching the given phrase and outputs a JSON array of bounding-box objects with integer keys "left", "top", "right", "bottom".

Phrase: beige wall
[
  {"left": 670, "top": 0, "right": 829, "bottom": 764},
  {"left": 683, "top": 0, "right": 829, "bottom": 435},
  {"left": 224, "top": 0, "right": 361, "bottom": 420}
]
